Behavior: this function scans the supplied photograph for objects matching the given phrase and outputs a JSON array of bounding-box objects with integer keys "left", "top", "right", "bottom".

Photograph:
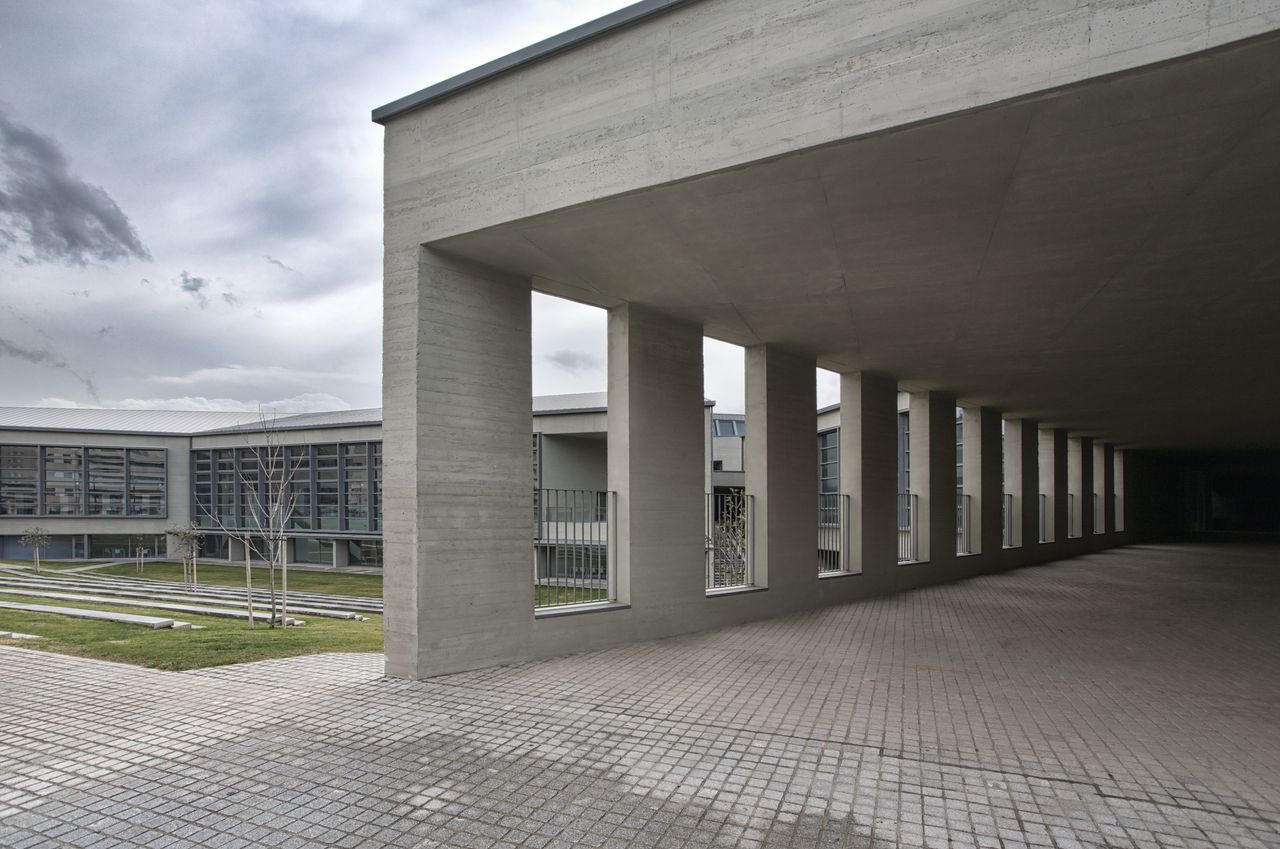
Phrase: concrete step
[
  {"left": 0, "top": 600, "right": 184, "bottom": 629},
  {"left": 0, "top": 589, "right": 304, "bottom": 626}
]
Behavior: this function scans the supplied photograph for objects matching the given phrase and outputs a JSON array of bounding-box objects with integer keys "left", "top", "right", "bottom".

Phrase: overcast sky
[{"left": 0, "top": 1, "right": 838, "bottom": 415}]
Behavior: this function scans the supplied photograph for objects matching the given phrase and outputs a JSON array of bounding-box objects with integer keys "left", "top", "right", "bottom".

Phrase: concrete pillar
[
  {"left": 1051, "top": 429, "right": 1069, "bottom": 544},
  {"left": 1115, "top": 449, "right": 1126, "bottom": 532},
  {"left": 1004, "top": 419, "right": 1039, "bottom": 549},
  {"left": 961, "top": 407, "right": 1002, "bottom": 555},
  {"left": 383, "top": 247, "right": 532, "bottom": 679},
  {"left": 744, "top": 345, "right": 817, "bottom": 590},
  {"left": 1080, "top": 437, "right": 1096, "bottom": 538},
  {"left": 332, "top": 539, "right": 349, "bottom": 568},
  {"left": 1067, "top": 437, "right": 1083, "bottom": 539},
  {"left": 1037, "top": 429, "right": 1056, "bottom": 543},
  {"left": 907, "top": 391, "right": 956, "bottom": 566},
  {"left": 1093, "top": 442, "right": 1107, "bottom": 535},
  {"left": 839, "top": 372, "right": 897, "bottom": 578},
  {"left": 1102, "top": 444, "right": 1117, "bottom": 534},
  {"left": 228, "top": 536, "right": 246, "bottom": 562},
  {"left": 282, "top": 537, "right": 296, "bottom": 566},
  {"left": 608, "top": 303, "right": 705, "bottom": 604}
]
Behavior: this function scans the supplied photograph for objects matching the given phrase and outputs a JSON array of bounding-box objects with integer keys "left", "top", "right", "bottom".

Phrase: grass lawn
[
  {"left": 0, "top": 591, "right": 382, "bottom": 671},
  {"left": 534, "top": 585, "right": 608, "bottom": 607},
  {"left": 85, "top": 561, "right": 383, "bottom": 598}
]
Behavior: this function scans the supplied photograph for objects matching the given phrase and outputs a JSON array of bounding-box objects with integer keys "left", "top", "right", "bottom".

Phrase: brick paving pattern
[{"left": 0, "top": 541, "right": 1277, "bottom": 848}]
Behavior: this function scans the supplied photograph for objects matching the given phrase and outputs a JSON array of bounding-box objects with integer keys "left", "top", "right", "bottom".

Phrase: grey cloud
[
  {"left": 264, "top": 255, "right": 297, "bottom": 273},
  {"left": 222, "top": 291, "right": 240, "bottom": 308},
  {"left": 66, "top": 289, "right": 89, "bottom": 297},
  {"left": 0, "top": 335, "right": 101, "bottom": 403},
  {"left": 0, "top": 109, "right": 150, "bottom": 266},
  {"left": 175, "top": 271, "right": 210, "bottom": 309},
  {"left": 545, "top": 349, "right": 602, "bottom": 375}
]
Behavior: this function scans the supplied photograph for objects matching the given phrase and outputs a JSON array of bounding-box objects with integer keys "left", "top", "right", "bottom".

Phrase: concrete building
[{"left": 373, "top": 0, "right": 1280, "bottom": 677}]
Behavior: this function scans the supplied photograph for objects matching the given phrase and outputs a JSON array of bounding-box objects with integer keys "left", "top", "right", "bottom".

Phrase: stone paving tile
[{"left": 0, "top": 541, "right": 1277, "bottom": 848}]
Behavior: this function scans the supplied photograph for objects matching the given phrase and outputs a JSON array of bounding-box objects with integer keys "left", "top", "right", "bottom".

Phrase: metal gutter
[{"left": 372, "top": 0, "right": 699, "bottom": 124}]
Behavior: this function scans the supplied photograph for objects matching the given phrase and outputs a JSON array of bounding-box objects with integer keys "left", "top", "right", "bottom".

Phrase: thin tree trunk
[
  {"left": 280, "top": 543, "right": 288, "bottom": 627},
  {"left": 244, "top": 544, "right": 255, "bottom": 627},
  {"left": 33, "top": 549, "right": 40, "bottom": 575},
  {"left": 267, "top": 555, "right": 277, "bottom": 629},
  {"left": 192, "top": 553, "right": 198, "bottom": 587}
]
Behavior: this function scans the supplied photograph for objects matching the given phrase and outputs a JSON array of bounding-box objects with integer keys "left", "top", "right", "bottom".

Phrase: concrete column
[
  {"left": 1067, "top": 437, "right": 1083, "bottom": 539},
  {"left": 1051, "top": 429, "right": 1069, "bottom": 544},
  {"left": 282, "top": 537, "right": 296, "bottom": 566},
  {"left": 383, "top": 247, "right": 532, "bottom": 679},
  {"left": 608, "top": 304, "right": 705, "bottom": 605},
  {"left": 1093, "top": 442, "right": 1107, "bottom": 536},
  {"left": 839, "top": 372, "right": 897, "bottom": 578},
  {"left": 1004, "top": 419, "right": 1039, "bottom": 549},
  {"left": 1102, "top": 444, "right": 1117, "bottom": 534},
  {"left": 228, "top": 536, "right": 246, "bottom": 562},
  {"left": 961, "top": 407, "right": 1002, "bottom": 555},
  {"left": 332, "top": 539, "right": 349, "bottom": 568},
  {"left": 907, "top": 391, "right": 956, "bottom": 566},
  {"left": 1115, "top": 449, "right": 1126, "bottom": 532},
  {"left": 1080, "top": 437, "right": 1096, "bottom": 538},
  {"left": 1037, "top": 429, "right": 1056, "bottom": 543},
  {"left": 744, "top": 345, "right": 817, "bottom": 590}
]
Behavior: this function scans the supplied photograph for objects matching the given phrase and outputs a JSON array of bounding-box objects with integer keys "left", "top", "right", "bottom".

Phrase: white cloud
[{"left": 34, "top": 392, "right": 353, "bottom": 414}]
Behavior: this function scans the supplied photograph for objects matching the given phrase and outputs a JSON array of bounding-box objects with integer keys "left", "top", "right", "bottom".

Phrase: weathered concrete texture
[
  {"left": 3, "top": 542, "right": 1278, "bottom": 848},
  {"left": 606, "top": 303, "right": 706, "bottom": 608},
  {"left": 1005, "top": 418, "right": 1041, "bottom": 550},
  {"left": 963, "top": 406, "right": 1003, "bottom": 555},
  {"left": 908, "top": 391, "right": 957, "bottom": 566},
  {"left": 839, "top": 372, "right": 898, "bottom": 578},
  {"left": 744, "top": 345, "right": 817, "bottom": 589},
  {"left": 382, "top": 248, "right": 533, "bottom": 678}
]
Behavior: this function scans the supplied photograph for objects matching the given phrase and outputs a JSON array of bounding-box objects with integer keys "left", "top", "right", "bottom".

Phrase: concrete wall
[
  {"left": 711, "top": 435, "right": 744, "bottom": 474},
  {"left": 383, "top": 0, "right": 1275, "bottom": 250},
  {"left": 540, "top": 435, "right": 607, "bottom": 491}
]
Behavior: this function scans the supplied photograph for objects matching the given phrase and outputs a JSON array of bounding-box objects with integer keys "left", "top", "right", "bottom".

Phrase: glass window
[
  {"left": 215, "top": 449, "right": 236, "bottom": 526},
  {"left": 287, "top": 445, "right": 312, "bottom": 530},
  {"left": 43, "top": 446, "right": 83, "bottom": 515},
  {"left": 0, "top": 445, "right": 38, "bottom": 516},
  {"left": 127, "top": 448, "right": 166, "bottom": 517},
  {"left": 193, "top": 450, "right": 214, "bottom": 527},
  {"left": 315, "top": 445, "right": 339, "bottom": 530},
  {"left": 372, "top": 442, "right": 382, "bottom": 531},
  {"left": 818, "top": 429, "right": 839, "bottom": 494},
  {"left": 87, "top": 447, "right": 126, "bottom": 516},
  {"left": 342, "top": 443, "right": 369, "bottom": 532}
]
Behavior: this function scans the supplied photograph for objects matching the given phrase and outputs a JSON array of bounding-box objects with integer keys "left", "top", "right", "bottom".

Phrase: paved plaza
[{"left": 1, "top": 541, "right": 1277, "bottom": 849}]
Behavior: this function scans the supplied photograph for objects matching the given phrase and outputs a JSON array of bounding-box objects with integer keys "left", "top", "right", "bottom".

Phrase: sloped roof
[
  {"left": 198, "top": 408, "right": 384, "bottom": 435},
  {"left": 0, "top": 407, "right": 262, "bottom": 436}
]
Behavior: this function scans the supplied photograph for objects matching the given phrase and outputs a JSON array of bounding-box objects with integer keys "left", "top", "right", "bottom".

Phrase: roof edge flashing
[{"left": 372, "top": 0, "right": 698, "bottom": 124}]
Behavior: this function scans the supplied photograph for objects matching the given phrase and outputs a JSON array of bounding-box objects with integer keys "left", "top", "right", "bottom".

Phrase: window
[
  {"left": 127, "top": 448, "right": 166, "bottom": 516},
  {"left": 342, "top": 443, "right": 369, "bottom": 532},
  {"left": 713, "top": 418, "right": 745, "bottom": 437},
  {"left": 43, "top": 446, "right": 83, "bottom": 515},
  {"left": 87, "top": 447, "right": 126, "bottom": 516},
  {"left": 315, "top": 445, "right": 339, "bottom": 530},
  {"left": 897, "top": 412, "right": 910, "bottom": 493},
  {"left": 818, "top": 429, "right": 838, "bottom": 494},
  {"left": 0, "top": 445, "right": 38, "bottom": 515}
]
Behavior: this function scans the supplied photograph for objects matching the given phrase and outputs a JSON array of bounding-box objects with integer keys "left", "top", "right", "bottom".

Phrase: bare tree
[
  {"left": 19, "top": 527, "right": 50, "bottom": 574},
  {"left": 197, "top": 410, "right": 301, "bottom": 627},
  {"left": 166, "top": 524, "right": 205, "bottom": 588}
]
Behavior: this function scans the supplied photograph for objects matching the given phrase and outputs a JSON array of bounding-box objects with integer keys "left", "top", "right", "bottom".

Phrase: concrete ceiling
[{"left": 432, "top": 33, "right": 1280, "bottom": 452}]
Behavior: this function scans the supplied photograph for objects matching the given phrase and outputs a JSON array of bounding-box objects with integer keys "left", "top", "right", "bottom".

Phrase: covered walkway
[{"left": 1, "top": 542, "right": 1277, "bottom": 848}]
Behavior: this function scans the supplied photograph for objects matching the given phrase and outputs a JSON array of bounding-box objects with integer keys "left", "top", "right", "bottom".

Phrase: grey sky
[{"left": 0, "top": 1, "right": 836, "bottom": 415}]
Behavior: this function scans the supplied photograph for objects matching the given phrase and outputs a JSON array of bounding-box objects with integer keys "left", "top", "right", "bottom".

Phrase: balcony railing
[
  {"left": 818, "top": 493, "right": 850, "bottom": 573},
  {"left": 706, "top": 491, "right": 754, "bottom": 590},
  {"left": 897, "top": 492, "right": 918, "bottom": 563},
  {"left": 956, "top": 493, "right": 972, "bottom": 555},
  {"left": 533, "top": 488, "right": 616, "bottom": 609}
]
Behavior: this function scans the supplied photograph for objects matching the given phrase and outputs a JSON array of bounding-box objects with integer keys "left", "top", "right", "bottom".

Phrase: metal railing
[
  {"left": 1002, "top": 493, "right": 1015, "bottom": 548},
  {"left": 533, "top": 488, "right": 615, "bottom": 609},
  {"left": 818, "top": 493, "right": 850, "bottom": 573},
  {"left": 706, "top": 491, "right": 754, "bottom": 590},
  {"left": 956, "top": 493, "right": 972, "bottom": 555},
  {"left": 1039, "top": 493, "right": 1049, "bottom": 543},
  {"left": 897, "top": 492, "right": 918, "bottom": 563}
]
